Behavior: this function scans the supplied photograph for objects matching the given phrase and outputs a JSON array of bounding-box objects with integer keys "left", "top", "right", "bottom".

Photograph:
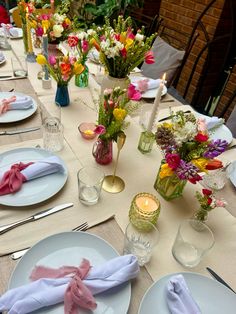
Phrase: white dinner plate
[
  {"left": 0, "top": 92, "right": 37, "bottom": 123},
  {"left": 0, "top": 147, "right": 68, "bottom": 206},
  {"left": 227, "top": 161, "right": 236, "bottom": 188},
  {"left": 9, "top": 231, "right": 131, "bottom": 314},
  {"left": 138, "top": 272, "right": 236, "bottom": 314},
  {"left": 196, "top": 113, "right": 233, "bottom": 144}
]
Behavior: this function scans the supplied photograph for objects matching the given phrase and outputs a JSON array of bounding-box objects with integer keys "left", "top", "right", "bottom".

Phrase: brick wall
[{"left": 157, "top": 0, "right": 235, "bottom": 117}]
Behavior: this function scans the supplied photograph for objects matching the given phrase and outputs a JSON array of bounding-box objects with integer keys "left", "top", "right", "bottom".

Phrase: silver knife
[
  {"left": 0, "top": 203, "right": 73, "bottom": 235},
  {"left": 206, "top": 267, "right": 236, "bottom": 294},
  {"left": 0, "top": 126, "right": 41, "bottom": 136}
]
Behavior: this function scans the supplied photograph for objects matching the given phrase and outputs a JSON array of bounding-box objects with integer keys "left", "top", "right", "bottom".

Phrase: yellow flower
[
  {"left": 113, "top": 108, "right": 127, "bottom": 121},
  {"left": 30, "top": 20, "right": 37, "bottom": 28},
  {"left": 73, "top": 63, "right": 84, "bottom": 75},
  {"left": 120, "top": 33, "right": 126, "bottom": 44},
  {"left": 41, "top": 20, "right": 50, "bottom": 31},
  {"left": 191, "top": 158, "right": 208, "bottom": 172},
  {"left": 64, "top": 18, "right": 71, "bottom": 26},
  {"left": 162, "top": 122, "right": 172, "bottom": 128},
  {"left": 125, "top": 38, "right": 133, "bottom": 49},
  {"left": 159, "top": 163, "right": 174, "bottom": 179},
  {"left": 36, "top": 54, "right": 47, "bottom": 65}
]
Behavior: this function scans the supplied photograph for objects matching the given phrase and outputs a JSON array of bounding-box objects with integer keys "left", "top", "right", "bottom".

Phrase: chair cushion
[{"left": 141, "top": 36, "right": 185, "bottom": 83}]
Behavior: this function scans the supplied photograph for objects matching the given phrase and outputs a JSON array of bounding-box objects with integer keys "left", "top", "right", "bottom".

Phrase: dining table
[{"left": 0, "top": 35, "right": 236, "bottom": 313}]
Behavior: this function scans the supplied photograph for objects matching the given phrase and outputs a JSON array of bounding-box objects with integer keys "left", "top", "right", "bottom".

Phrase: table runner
[{"left": 0, "top": 139, "right": 115, "bottom": 255}]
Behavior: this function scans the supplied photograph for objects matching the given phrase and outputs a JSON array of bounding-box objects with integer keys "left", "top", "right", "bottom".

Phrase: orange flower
[
  {"left": 205, "top": 159, "right": 223, "bottom": 170},
  {"left": 60, "top": 63, "right": 71, "bottom": 76},
  {"left": 90, "top": 38, "right": 100, "bottom": 51}
]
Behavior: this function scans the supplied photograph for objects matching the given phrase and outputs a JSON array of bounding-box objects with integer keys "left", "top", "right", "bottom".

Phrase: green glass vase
[
  {"left": 75, "top": 64, "right": 89, "bottom": 87},
  {"left": 154, "top": 165, "right": 187, "bottom": 201}
]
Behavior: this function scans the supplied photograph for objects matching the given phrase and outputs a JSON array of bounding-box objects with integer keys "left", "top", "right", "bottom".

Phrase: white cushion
[{"left": 141, "top": 36, "right": 185, "bottom": 83}]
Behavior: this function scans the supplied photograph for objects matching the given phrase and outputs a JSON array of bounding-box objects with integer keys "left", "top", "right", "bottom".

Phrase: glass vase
[
  {"left": 55, "top": 84, "right": 70, "bottom": 107},
  {"left": 92, "top": 138, "right": 113, "bottom": 165},
  {"left": 22, "top": 22, "right": 28, "bottom": 54},
  {"left": 154, "top": 165, "right": 187, "bottom": 201},
  {"left": 75, "top": 64, "right": 89, "bottom": 87},
  {"left": 194, "top": 208, "right": 208, "bottom": 223}
]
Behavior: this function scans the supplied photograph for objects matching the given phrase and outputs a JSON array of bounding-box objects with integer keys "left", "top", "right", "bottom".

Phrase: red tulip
[
  {"left": 202, "top": 188, "right": 212, "bottom": 196},
  {"left": 205, "top": 159, "right": 223, "bottom": 170},
  {"left": 195, "top": 133, "right": 209, "bottom": 142},
  {"left": 144, "top": 51, "right": 155, "bottom": 64}
]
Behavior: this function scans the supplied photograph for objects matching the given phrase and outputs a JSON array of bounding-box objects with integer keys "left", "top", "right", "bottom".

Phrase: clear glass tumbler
[
  {"left": 11, "top": 56, "right": 28, "bottom": 77},
  {"left": 43, "top": 117, "right": 64, "bottom": 152},
  {"left": 172, "top": 219, "right": 215, "bottom": 268},
  {"left": 123, "top": 219, "right": 159, "bottom": 266},
  {"left": 77, "top": 166, "right": 104, "bottom": 205}
]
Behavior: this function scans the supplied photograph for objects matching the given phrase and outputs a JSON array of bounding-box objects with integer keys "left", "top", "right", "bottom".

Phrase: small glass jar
[{"left": 129, "top": 192, "right": 160, "bottom": 231}]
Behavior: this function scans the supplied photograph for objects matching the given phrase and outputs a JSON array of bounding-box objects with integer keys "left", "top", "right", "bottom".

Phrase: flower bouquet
[
  {"left": 36, "top": 54, "right": 84, "bottom": 106},
  {"left": 194, "top": 188, "right": 227, "bottom": 223},
  {"left": 67, "top": 29, "right": 96, "bottom": 87},
  {"left": 92, "top": 86, "right": 138, "bottom": 165},
  {"left": 154, "top": 111, "right": 228, "bottom": 200},
  {"left": 92, "top": 16, "right": 156, "bottom": 92}
]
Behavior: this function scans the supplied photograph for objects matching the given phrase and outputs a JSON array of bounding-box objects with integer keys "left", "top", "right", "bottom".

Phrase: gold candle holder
[
  {"left": 102, "top": 133, "right": 126, "bottom": 193},
  {"left": 129, "top": 192, "right": 160, "bottom": 231}
]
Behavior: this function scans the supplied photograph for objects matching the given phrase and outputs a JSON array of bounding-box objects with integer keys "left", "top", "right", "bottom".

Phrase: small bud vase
[
  {"left": 55, "top": 84, "right": 70, "bottom": 107},
  {"left": 75, "top": 64, "right": 89, "bottom": 87},
  {"left": 154, "top": 162, "right": 187, "bottom": 201},
  {"left": 92, "top": 138, "right": 113, "bottom": 165}
]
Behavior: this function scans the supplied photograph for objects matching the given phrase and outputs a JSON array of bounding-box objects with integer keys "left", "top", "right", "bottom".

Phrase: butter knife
[
  {"left": 0, "top": 203, "right": 73, "bottom": 235},
  {"left": 0, "top": 126, "right": 41, "bottom": 135},
  {"left": 206, "top": 267, "right": 236, "bottom": 294}
]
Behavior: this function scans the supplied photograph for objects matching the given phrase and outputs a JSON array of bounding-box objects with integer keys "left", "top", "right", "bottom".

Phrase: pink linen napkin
[
  {"left": 0, "top": 96, "right": 33, "bottom": 115},
  {"left": 131, "top": 76, "right": 162, "bottom": 93},
  {"left": 0, "top": 254, "right": 139, "bottom": 314},
  {"left": 166, "top": 274, "right": 201, "bottom": 314},
  {"left": 0, "top": 156, "right": 65, "bottom": 195}
]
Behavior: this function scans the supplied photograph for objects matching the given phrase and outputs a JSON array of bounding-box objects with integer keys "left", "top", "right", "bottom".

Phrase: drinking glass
[
  {"left": 172, "top": 219, "right": 215, "bottom": 268},
  {"left": 42, "top": 117, "right": 64, "bottom": 152},
  {"left": 77, "top": 166, "right": 104, "bottom": 206},
  {"left": 11, "top": 56, "right": 28, "bottom": 77},
  {"left": 202, "top": 168, "right": 227, "bottom": 190},
  {"left": 123, "top": 219, "right": 159, "bottom": 266}
]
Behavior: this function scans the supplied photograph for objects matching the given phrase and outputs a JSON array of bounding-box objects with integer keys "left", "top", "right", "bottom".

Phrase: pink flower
[
  {"left": 49, "top": 55, "right": 56, "bottom": 66},
  {"left": 144, "top": 51, "right": 155, "bottom": 64},
  {"left": 69, "top": 56, "right": 76, "bottom": 64},
  {"left": 127, "top": 84, "right": 142, "bottom": 101},
  {"left": 127, "top": 27, "right": 135, "bottom": 40},
  {"left": 195, "top": 133, "right": 209, "bottom": 142},
  {"left": 36, "top": 27, "right": 43, "bottom": 37},
  {"left": 100, "top": 35, "right": 106, "bottom": 41},
  {"left": 166, "top": 153, "right": 181, "bottom": 170},
  {"left": 215, "top": 199, "right": 227, "bottom": 207},
  {"left": 94, "top": 125, "right": 106, "bottom": 135},
  {"left": 68, "top": 35, "right": 79, "bottom": 47},
  {"left": 114, "top": 33, "right": 120, "bottom": 41},
  {"left": 120, "top": 48, "right": 127, "bottom": 57},
  {"left": 82, "top": 40, "right": 89, "bottom": 53},
  {"left": 197, "top": 118, "right": 207, "bottom": 133}
]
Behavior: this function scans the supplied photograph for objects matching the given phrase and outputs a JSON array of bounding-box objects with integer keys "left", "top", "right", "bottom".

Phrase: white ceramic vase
[{"left": 101, "top": 75, "right": 130, "bottom": 95}]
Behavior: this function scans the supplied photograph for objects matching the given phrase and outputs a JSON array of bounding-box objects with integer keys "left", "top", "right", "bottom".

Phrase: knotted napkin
[
  {"left": 205, "top": 116, "right": 224, "bottom": 130},
  {"left": 0, "top": 96, "right": 33, "bottom": 115},
  {"left": 131, "top": 76, "right": 163, "bottom": 93},
  {"left": 0, "top": 254, "right": 139, "bottom": 314},
  {"left": 0, "top": 156, "right": 65, "bottom": 195},
  {"left": 166, "top": 274, "right": 201, "bottom": 314}
]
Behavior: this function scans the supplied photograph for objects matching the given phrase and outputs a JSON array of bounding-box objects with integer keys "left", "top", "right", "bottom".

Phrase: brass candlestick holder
[{"left": 102, "top": 133, "right": 126, "bottom": 193}]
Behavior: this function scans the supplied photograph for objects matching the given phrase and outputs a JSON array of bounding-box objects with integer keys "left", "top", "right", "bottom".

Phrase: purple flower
[
  {"left": 203, "top": 139, "right": 228, "bottom": 159},
  {"left": 175, "top": 160, "right": 202, "bottom": 184}
]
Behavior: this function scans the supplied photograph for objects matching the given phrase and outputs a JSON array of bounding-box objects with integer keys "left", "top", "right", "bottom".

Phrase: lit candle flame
[
  {"left": 162, "top": 72, "right": 166, "bottom": 82},
  {"left": 144, "top": 199, "right": 149, "bottom": 207}
]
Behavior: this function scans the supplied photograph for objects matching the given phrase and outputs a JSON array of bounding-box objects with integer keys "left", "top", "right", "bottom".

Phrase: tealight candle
[
  {"left": 78, "top": 122, "right": 97, "bottom": 140},
  {"left": 129, "top": 192, "right": 160, "bottom": 230}
]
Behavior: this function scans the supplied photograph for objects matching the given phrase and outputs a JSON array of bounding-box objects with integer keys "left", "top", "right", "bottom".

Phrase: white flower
[
  {"left": 104, "top": 88, "right": 113, "bottom": 95},
  {"left": 87, "top": 29, "right": 96, "bottom": 36},
  {"left": 135, "top": 33, "right": 144, "bottom": 41},
  {"left": 53, "top": 13, "right": 66, "bottom": 24},
  {"left": 174, "top": 121, "right": 197, "bottom": 145},
  {"left": 53, "top": 25, "right": 64, "bottom": 38},
  {"left": 77, "top": 31, "right": 87, "bottom": 40}
]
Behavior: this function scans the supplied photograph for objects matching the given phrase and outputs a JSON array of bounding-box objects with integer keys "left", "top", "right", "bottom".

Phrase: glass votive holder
[
  {"left": 202, "top": 168, "right": 227, "bottom": 190},
  {"left": 138, "top": 131, "right": 155, "bottom": 154},
  {"left": 129, "top": 192, "right": 160, "bottom": 231},
  {"left": 43, "top": 117, "right": 64, "bottom": 152},
  {"left": 78, "top": 122, "right": 97, "bottom": 140}
]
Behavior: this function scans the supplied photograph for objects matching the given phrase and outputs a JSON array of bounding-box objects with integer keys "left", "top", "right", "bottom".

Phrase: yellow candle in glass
[{"left": 129, "top": 192, "right": 160, "bottom": 230}]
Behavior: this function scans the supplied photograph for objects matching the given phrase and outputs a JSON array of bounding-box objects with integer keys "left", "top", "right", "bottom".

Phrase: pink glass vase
[{"left": 92, "top": 138, "right": 113, "bottom": 165}]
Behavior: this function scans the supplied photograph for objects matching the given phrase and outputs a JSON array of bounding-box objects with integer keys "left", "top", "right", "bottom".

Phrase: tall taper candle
[
  {"left": 42, "top": 28, "right": 49, "bottom": 80},
  {"left": 146, "top": 73, "right": 166, "bottom": 132},
  {"left": 26, "top": 9, "right": 33, "bottom": 53}
]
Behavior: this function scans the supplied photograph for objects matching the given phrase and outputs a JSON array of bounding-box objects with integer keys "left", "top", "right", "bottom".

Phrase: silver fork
[{"left": 11, "top": 222, "right": 89, "bottom": 260}]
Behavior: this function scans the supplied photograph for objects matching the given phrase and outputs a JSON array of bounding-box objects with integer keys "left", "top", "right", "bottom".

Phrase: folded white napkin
[
  {"left": 205, "top": 116, "right": 224, "bottom": 130},
  {"left": 131, "top": 76, "right": 162, "bottom": 92},
  {"left": 166, "top": 274, "right": 201, "bottom": 314},
  {"left": 0, "top": 255, "right": 139, "bottom": 314},
  {"left": 9, "top": 28, "right": 21, "bottom": 37},
  {"left": 9, "top": 96, "right": 33, "bottom": 110}
]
